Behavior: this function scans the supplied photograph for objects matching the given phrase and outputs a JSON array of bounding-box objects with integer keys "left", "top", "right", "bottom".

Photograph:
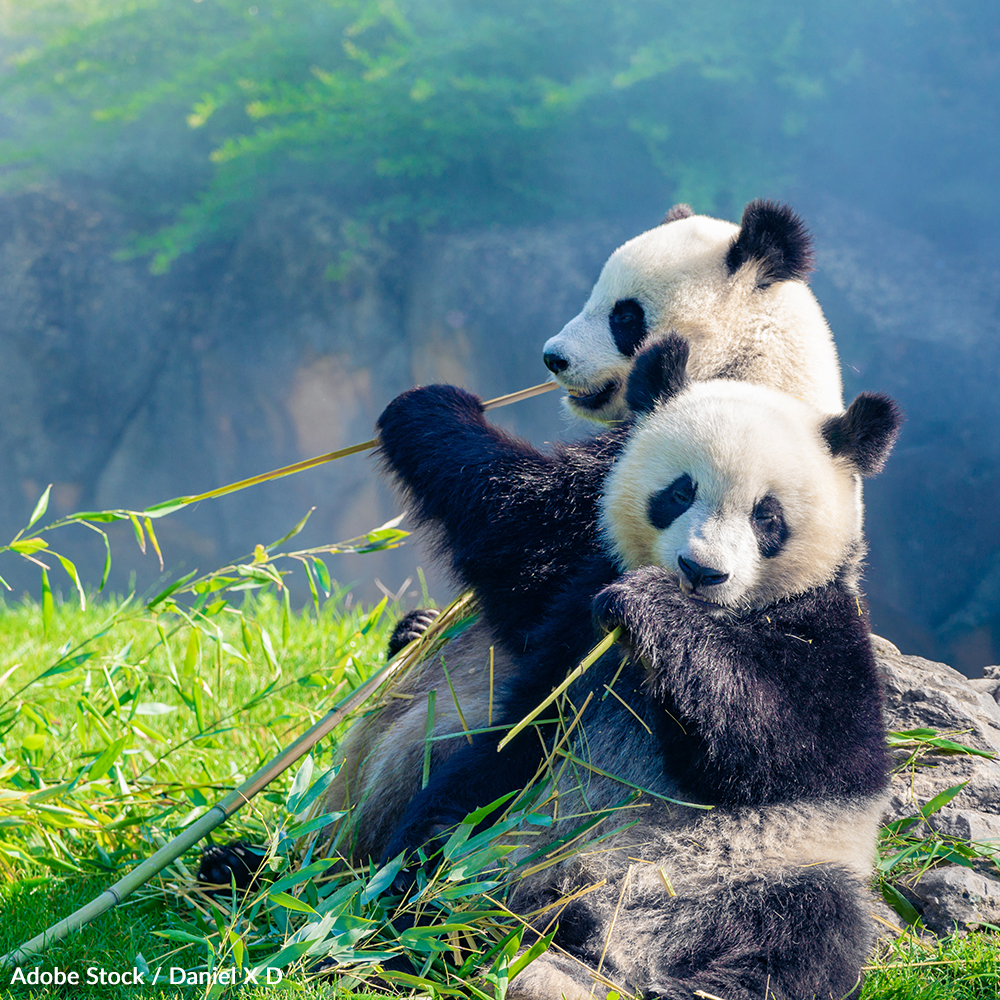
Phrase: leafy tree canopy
[{"left": 0, "top": 0, "right": 995, "bottom": 268}]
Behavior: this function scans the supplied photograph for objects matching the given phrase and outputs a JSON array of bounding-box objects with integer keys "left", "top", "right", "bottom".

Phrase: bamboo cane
[{"left": 169, "top": 380, "right": 557, "bottom": 506}]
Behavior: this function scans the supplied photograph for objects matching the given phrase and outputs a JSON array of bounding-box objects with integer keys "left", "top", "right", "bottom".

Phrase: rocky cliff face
[{"left": 1, "top": 186, "right": 999, "bottom": 672}]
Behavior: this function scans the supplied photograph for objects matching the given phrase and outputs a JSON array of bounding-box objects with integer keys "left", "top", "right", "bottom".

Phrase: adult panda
[
  {"left": 381, "top": 339, "right": 900, "bottom": 1000},
  {"left": 543, "top": 199, "right": 844, "bottom": 423},
  {"left": 320, "top": 203, "right": 847, "bottom": 863}
]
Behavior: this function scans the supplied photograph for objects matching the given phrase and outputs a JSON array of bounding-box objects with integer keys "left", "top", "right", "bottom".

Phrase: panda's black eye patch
[
  {"left": 752, "top": 494, "right": 789, "bottom": 559},
  {"left": 609, "top": 299, "right": 647, "bottom": 357},
  {"left": 648, "top": 474, "right": 696, "bottom": 529}
]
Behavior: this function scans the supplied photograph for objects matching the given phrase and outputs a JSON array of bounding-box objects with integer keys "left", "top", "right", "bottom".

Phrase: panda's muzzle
[
  {"left": 562, "top": 378, "right": 620, "bottom": 412},
  {"left": 678, "top": 556, "right": 729, "bottom": 596}
]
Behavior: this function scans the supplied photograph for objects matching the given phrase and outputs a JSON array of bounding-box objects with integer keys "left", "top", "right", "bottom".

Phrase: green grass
[
  {"left": 863, "top": 929, "right": 1000, "bottom": 999},
  {"left": 0, "top": 583, "right": 998, "bottom": 999}
]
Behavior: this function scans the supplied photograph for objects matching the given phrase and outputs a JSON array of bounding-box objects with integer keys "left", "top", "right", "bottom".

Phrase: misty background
[{"left": 0, "top": 0, "right": 997, "bottom": 675}]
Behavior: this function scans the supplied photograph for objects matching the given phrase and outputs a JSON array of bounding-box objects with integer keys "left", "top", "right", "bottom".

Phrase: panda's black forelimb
[
  {"left": 374, "top": 344, "right": 691, "bottom": 657},
  {"left": 375, "top": 383, "right": 628, "bottom": 652},
  {"left": 593, "top": 565, "right": 889, "bottom": 806}
]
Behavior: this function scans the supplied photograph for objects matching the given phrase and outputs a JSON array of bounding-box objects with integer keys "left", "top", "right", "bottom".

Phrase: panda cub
[
  {"left": 324, "top": 201, "right": 844, "bottom": 863},
  {"left": 543, "top": 199, "right": 844, "bottom": 423},
  {"left": 382, "top": 340, "right": 900, "bottom": 1000}
]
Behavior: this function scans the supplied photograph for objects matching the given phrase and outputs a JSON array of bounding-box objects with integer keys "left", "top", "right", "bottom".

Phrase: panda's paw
[
  {"left": 386, "top": 608, "right": 440, "bottom": 659},
  {"left": 377, "top": 385, "right": 485, "bottom": 452},
  {"left": 197, "top": 841, "right": 270, "bottom": 895},
  {"left": 593, "top": 566, "right": 677, "bottom": 634}
]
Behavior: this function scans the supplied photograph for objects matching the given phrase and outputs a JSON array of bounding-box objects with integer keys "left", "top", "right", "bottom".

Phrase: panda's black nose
[
  {"left": 543, "top": 351, "right": 570, "bottom": 374},
  {"left": 678, "top": 556, "right": 729, "bottom": 590}
]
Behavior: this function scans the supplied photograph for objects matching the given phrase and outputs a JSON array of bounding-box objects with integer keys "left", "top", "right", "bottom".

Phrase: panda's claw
[{"left": 386, "top": 608, "right": 441, "bottom": 659}]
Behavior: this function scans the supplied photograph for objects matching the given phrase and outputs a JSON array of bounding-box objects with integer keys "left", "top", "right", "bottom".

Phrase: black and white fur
[
  {"left": 328, "top": 200, "right": 843, "bottom": 859},
  {"left": 322, "top": 202, "right": 845, "bottom": 862},
  {"left": 543, "top": 200, "right": 844, "bottom": 423},
  {"left": 378, "top": 340, "right": 900, "bottom": 1000}
]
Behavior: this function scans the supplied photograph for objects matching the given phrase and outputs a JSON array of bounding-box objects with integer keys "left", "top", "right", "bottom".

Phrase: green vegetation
[
  {"left": 863, "top": 930, "right": 1000, "bottom": 1000},
  {"left": 5, "top": 0, "right": 987, "bottom": 269}
]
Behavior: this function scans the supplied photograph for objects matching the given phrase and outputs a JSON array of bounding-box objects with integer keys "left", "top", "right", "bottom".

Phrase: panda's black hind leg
[
  {"left": 386, "top": 608, "right": 440, "bottom": 659},
  {"left": 197, "top": 841, "right": 270, "bottom": 894},
  {"left": 642, "top": 867, "right": 871, "bottom": 1000}
]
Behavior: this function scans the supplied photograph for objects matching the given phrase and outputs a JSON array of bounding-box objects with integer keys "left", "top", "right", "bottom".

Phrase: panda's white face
[
  {"left": 543, "top": 215, "right": 739, "bottom": 424},
  {"left": 600, "top": 381, "right": 863, "bottom": 612}
]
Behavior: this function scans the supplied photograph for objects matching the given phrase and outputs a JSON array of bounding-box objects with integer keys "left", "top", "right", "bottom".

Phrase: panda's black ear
[
  {"left": 626, "top": 336, "right": 691, "bottom": 415},
  {"left": 822, "top": 393, "right": 903, "bottom": 477},
  {"left": 662, "top": 203, "right": 694, "bottom": 224},
  {"left": 725, "top": 200, "right": 814, "bottom": 288}
]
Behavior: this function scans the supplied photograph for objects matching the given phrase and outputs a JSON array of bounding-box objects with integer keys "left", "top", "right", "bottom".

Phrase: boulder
[{"left": 875, "top": 634, "right": 1000, "bottom": 933}]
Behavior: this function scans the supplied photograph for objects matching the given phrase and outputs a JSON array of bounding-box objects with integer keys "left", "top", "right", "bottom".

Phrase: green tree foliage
[{"left": 0, "top": 1, "right": 995, "bottom": 267}]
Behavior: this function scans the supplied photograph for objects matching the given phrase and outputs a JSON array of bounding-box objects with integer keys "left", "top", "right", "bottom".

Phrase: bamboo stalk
[
  {"left": 177, "top": 381, "right": 557, "bottom": 505},
  {"left": 497, "top": 627, "right": 622, "bottom": 751}
]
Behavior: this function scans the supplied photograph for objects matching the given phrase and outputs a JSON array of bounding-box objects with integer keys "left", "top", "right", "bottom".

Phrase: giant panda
[
  {"left": 323, "top": 203, "right": 846, "bottom": 862},
  {"left": 542, "top": 199, "right": 844, "bottom": 423},
  {"left": 380, "top": 339, "right": 900, "bottom": 1000}
]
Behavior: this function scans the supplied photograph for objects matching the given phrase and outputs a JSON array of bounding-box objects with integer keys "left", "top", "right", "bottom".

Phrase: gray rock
[
  {"left": 905, "top": 866, "right": 1000, "bottom": 935},
  {"left": 873, "top": 635, "right": 1000, "bottom": 934}
]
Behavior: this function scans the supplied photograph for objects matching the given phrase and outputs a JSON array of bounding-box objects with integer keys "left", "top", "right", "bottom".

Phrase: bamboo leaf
[
  {"left": 98, "top": 530, "right": 112, "bottom": 592},
  {"left": 302, "top": 559, "right": 320, "bottom": 616},
  {"left": 192, "top": 681, "right": 206, "bottom": 732},
  {"left": 281, "top": 586, "right": 291, "bottom": 647},
  {"left": 142, "top": 497, "right": 191, "bottom": 518},
  {"left": 880, "top": 883, "right": 921, "bottom": 926},
  {"left": 129, "top": 513, "right": 146, "bottom": 554},
  {"left": 144, "top": 516, "right": 164, "bottom": 570},
  {"left": 359, "top": 855, "right": 405, "bottom": 906},
  {"left": 240, "top": 616, "right": 254, "bottom": 655},
  {"left": 183, "top": 629, "right": 200, "bottom": 674},
  {"left": 509, "top": 928, "right": 555, "bottom": 979},
  {"left": 919, "top": 782, "right": 968, "bottom": 818},
  {"left": 41, "top": 568, "right": 54, "bottom": 635},
  {"left": 147, "top": 570, "right": 198, "bottom": 608},
  {"left": 311, "top": 557, "right": 331, "bottom": 597},
  {"left": 9, "top": 538, "right": 49, "bottom": 555},
  {"left": 88, "top": 736, "right": 129, "bottom": 783},
  {"left": 55, "top": 554, "right": 86, "bottom": 609},
  {"left": 268, "top": 891, "right": 318, "bottom": 915},
  {"left": 285, "top": 756, "right": 314, "bottom": 814},
  {"left": 67, "top": 511, "right": 129, "bottom": 523},
  {"left": 259, "top": 626, "right": 278, "bottom": 672},
  {"left": 267, "top": 858, "right": 341, "bottom": 895},
  {"left": 27, "top": 484, "right": 52, "bottom": 529},
  {"left": 267, "top": 507, "right": 314, "bottom": 551}
]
